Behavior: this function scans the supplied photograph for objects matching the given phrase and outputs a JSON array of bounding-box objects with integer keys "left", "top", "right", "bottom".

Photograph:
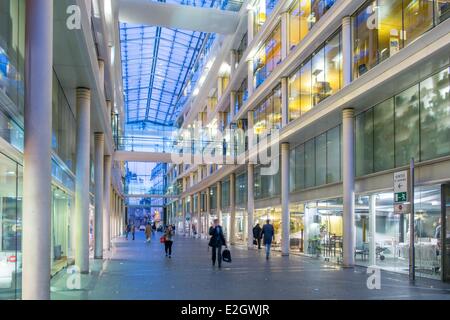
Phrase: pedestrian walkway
[{"left": 50, "top": 232, "right": 450, "bottom": 300}]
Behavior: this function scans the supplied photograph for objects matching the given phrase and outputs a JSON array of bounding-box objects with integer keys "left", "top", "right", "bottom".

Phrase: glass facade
[
  {"left": 253, "top": 84, "right": 282, "bottom": 144},
  {"left": 253, "top": 0, "right": 279, "bottom": 36},
  {"left": 254, "top": 23, "right": 281, "bottom": 89},
  {"left": 0, "top": 152, "right": 22, "bottom": 300},
  {"left": 289, "top": 0, "right": 336, "bottom": 51},
  {"left": 356, "top": 67, "right": 450, "bottom": 177},
  {"left": 254, "top": 158, "right": 281, "bottom": 200},
  {"left": 353, "top": 0, "right": 443, "bottom": 79},
  {"left": 290, "top": 125, "right": 341, "bottom": 191},
  {"left": 288, "top": 31, "right": 342, "bottom": 122}
]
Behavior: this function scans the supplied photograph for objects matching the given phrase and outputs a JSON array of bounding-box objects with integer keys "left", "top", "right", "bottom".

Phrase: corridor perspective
[{"left": 1, "top": 0, "right": 450, "bottom": 303}]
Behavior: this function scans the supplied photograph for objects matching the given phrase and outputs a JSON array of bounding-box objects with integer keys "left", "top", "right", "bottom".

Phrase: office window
[
  {"left": 289, "top": 0, "right": 301, "bottom": 50},
  {"left": 300, "top": 60, "right": 312, "bottom": 114},
  {"left": 315, "top": 133, "right": 327, "bottom": 186},
  {"left": 356, "top": 108, "right": 374, "bottom": 176},
  {"left": 295, "top": 144, "right": 305, "bottom": 190},
  {"left": 312, "top": 47, "right": 326, "bottom": 106},
  {"left": 304, "top": 139, "right": 315, "bottom": 188},
  {"left": 373, "top": 99, "right": 395, "bottom": 172},
  {"left": 288, "top": 69, "right": 301, "bottom": 121},
  {"left": 325, "top": 32, "right": 342, "bottom": 95},
  {"left": 326, "top": 126, "right": 341, "bottom": 183},
  {"left": 403, "top": 0, "right": 434, "bottom": 46},
  {"left": 420, "top": 68, "right": 450, "bottom": 161},
  {"left": 395, "top": 85, "right": 420, "bottom": 167}
]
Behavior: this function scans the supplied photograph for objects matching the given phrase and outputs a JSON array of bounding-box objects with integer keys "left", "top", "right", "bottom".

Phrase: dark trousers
[
  {"left": 165, "top": 240, "right": 173, "bottom": 256},
  {"left": 132, "top": 232, "right": 135, "bottom": 240},
  {"left": 211, "top": 245, "right": 222, "bottom": 267},
  {"left": 257, "top": 238, "right": 262, "bottom": 249}
]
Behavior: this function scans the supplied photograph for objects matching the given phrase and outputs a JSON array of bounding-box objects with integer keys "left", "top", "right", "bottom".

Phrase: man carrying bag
[{"left": 209, "top": 219, "right": 227, "bottom": 269}]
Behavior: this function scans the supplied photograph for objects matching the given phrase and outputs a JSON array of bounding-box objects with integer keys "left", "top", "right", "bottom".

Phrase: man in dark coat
[
  {"left": 209, "top": 219, "right": 227, "bottom": 268},
  {"left": 253, "top": 223, "right": 262, "bottom": 249},
  {"left": 261, "top": 220, "right": 275, "bottom": 260}
]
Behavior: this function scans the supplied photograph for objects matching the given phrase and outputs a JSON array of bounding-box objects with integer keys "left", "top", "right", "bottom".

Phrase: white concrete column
[
  {"left": 22, "top": 0, "right": 53, "bottom": 300},
  {"left": 230, "top": 173, "right": 236, "bottom": 245},
  {"left": 217, "top": 181, "right": 222, "bottom": 223},
  {"left": 75, "top": 88, "right": 91, "bottom": 274},
  {"left": 103, "top": 155, "right": 112, "bottom": 251},
  {"left": 206, "top": 187, "right": 211, "bottom": 238},
  {"left": 190, "top": 172, "right": 194, "bottom": 188},
  {"left": 343, "top": 108, "right": 355, "bottom": 267},
  {"left": 247, "top": 164, "right": 255, "bottom": 249},
  {"left": 217, "top": 77, "right": 224, "bottom": 100},
  {"left": 281, "top": 11, "right": 289, "bottom": 60},
  {"left": 342, "top": 17, "right": 352, "bottom": 86},
  {"left": 230, "top": 50, "right": 237, "bottom": 78},
  {"left": 281, "top": 143, "right": 290, "bottom": 256},
  {"left": 182, "top": 198, "right": 186, "bottom": 236},
  {"left": 247, "top": 8, "right": 254, "bottom": 44},
  {"left": 94, "top": 133, "right": 104, "bottom": 259},
  {"left": 196, "top": 193, "right": 201, "bottom": 238},
  {"left": 369, "top": 195, "right": 376, "bottom": 266},
  {"left": 247, "top": 111, "right": 257, "bottom": 163},
  {"left": 106, "top": 100, "right": 112, "bottom": 127},
  {"left": 247, "top": 60, "right": 254, "bottom": 97},
  {"left": 189, "top": 194, "right": 194, "bottom": 237},
  {"left": 98, "top": 59, "right": 105, "bottom": 96},
  {"left": 281, "top": 77, "right": 289, "bottom": 127},
  {"left": 230, "top": 90, "right": 236, "bottom": 120}
]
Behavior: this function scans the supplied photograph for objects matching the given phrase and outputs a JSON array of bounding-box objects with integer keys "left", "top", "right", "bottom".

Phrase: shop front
[
  {"left": 235, "top": 208, "right": 247, "bottom": 245},
  {"left": 0, "top": 152, "right": 22, "bottom": 300},
  {"left": 304, "top": 198, "right": 343, "bottom": 263},
  {"left": 355, "top": 185, "right": 447, "bottom": 280},
  {"left": 254, "top": 207, "right": 282, "bottom": 250},
  {"left": 289, "top": 204, "right": 305, "bottom": 254}
]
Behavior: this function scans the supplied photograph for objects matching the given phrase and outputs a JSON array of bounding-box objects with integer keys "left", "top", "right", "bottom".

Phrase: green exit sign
[{"left": 395, "top": 192, "right": 407, "bottom": 202}]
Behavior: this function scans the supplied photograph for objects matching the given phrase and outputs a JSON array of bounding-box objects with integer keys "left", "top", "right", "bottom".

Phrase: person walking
[
  {"left": 261, "top": 219, "right": 275, "bottom": 260},
  {"left": 131, "top": 224, "right": 136, "bottom": 241},
  {"left": 209, "top": 219, "right": 227, "bottom": 269},
  {"left": 145, "top": 222, "right": 152, "bottom": 243},
  {"left": 253, "top": 223, "right": 262, "bottom": 250},
  {"left": 125, "top": 223, "right": 131, "bottom": 240},
  {"left": 164, "top": 225, "right": 175, "bottom": 258}
]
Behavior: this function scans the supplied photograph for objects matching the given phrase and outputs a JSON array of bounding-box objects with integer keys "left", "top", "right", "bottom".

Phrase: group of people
[
  {"left": 253, "top": 220, "right": 275, "bottom": 260},
  {"left": 123, "top": 219, "right": 276, "bottom": 266}
]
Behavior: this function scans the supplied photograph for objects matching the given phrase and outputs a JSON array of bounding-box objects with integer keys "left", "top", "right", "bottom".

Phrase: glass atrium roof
[{"left": 120, "top": 0, "right": 243, "bottom": 127}]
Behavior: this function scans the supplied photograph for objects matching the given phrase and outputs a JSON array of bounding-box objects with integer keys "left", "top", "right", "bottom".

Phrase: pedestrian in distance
[
  {"left": 253, "top": 223, "right": 262, "bottom": 250},
  {"left": 145, "top": 222, "right": 152, "bottom": 243},
  {"left": 164, "top": 225, "right": 174, "bottom": 258},
  {"left": 209, "top": 219, "right": 227, "bottom": 269},
  {"left": 131, "top": 224, "right": 136, "bottom": 241},
  {"left": 261, "top": 219, "right": 275, "bottom": 260},
  {"left": 125, "top": 223, "right": 131, "bottom": 240}
]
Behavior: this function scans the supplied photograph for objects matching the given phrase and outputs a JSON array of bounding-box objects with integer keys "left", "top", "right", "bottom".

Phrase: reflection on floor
[{"left": 50, "top": 233, "right": 450, "bottom": 300}]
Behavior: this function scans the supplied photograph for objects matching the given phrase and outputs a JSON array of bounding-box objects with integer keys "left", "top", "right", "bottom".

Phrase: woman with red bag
[{"left": 163, "top": 225, "right": 174, "bottom": 258}]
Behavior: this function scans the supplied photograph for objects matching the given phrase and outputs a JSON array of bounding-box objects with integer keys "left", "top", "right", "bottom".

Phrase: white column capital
[
  {"left": 76, "top": 87, "right": 91, "bottom": 100},
  {"left": 342, "top": 108, "right": 355, "bottom": 119}
]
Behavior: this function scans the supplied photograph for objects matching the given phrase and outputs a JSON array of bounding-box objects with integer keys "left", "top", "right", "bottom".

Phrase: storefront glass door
[{"left": 442, "top": 184, "right": 450, "bottom": 281}]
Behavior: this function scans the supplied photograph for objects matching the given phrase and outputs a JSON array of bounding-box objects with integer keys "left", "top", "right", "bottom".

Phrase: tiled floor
[{"left": 50, "top": 232, "right": 450, "bottom": 300}]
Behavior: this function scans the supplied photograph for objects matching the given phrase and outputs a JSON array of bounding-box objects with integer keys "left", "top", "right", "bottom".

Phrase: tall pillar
[
  {"left": 75, "top": 88, "right": 91, "bottom": 274},
  {"left": 343, "top": 108, "right": 355, "bottom": 267},
  {"left": 106, "top": 100, "right": 112, "bottom": 127},
  {"left": 230, "top": 173, "right": 236, "bottom": 245},
  {"left": 230, "top": 50, "right": 237, "bottom": 78},
  {"left": 206, "top": 187, "right": 211, "bottom": 237},
  {"left": 94, "top": 133, "right": 104, "bottom": 259},
  {"left": 342, "top": 17, "right": 352, "bottom": 86},
  {"left": 22, "top": 0, "right": 53, "bottom": 300},
  {"left": 230, "top": 90, "right": 236, "bottom": 120},
  {"left": 182, "top": 198, "right": 186, "bottom": 236},
  {"left": 281, "top": 77, "right": 289, "bottom": 127},
  {"left": 217, "top": 181, "right": 222, "bottom": 224},
  {"left": 196, "top": 193, "right": 201, "bottom": 238},
  {"left": 281, "top": 11, "right": 289, "bottom": 60},
  {"left": 247, "top": 164, "right": 255, "bottom": 249},
  {"left": 98, "top": 59, "right": 105, "bottom": 95},
  {"left": 247, "top": 8, "right": 254, "bottom": 44},
  {"left": 247, "top": 60, "right": 254, "bottom": 97},
  {"left": 103, "top": 155, "right": 112, "bottom": 250},
  {"left": 217, "top": 77, "right": 224, "bottom": 100},
  {"left": 189, "top": 195, "right": 194, "bottom": 237},
  {"left": 281, "top": 143, "right": 290, "bottom": 256}
]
